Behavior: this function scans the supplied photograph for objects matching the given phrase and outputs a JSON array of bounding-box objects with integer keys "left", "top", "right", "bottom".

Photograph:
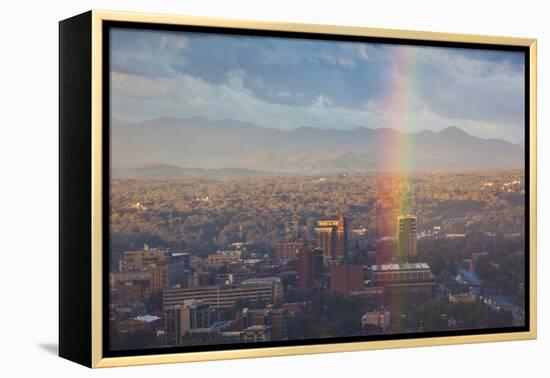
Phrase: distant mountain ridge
[
  {"left": 111, "top": 116, "right": 524, "bottom": 177},
  {"left": 113, "top": 163, "right": 282, "bottom": 180}
]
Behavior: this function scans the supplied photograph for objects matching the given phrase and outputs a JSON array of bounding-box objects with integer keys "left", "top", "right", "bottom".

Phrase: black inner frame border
[{"left": 101, "top": 20, "right": 531, "bottom": 359}]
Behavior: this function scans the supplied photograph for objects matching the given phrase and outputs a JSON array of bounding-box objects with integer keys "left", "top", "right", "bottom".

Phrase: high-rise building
[
  {"left": 167, "top": 254, "right": 192, "bottom": 287},
  {"left": 150, "top": 254, "right": 192, "bottom": 293},
  {"left": 397, "top": 215, "right": 418, "bottom": 258},
  {"left": 164, "top": 299, "right": 210, "bottom": 345},
  {"left": 329, "top": 264, "right": 365, "bottom": 295},
  {"left": 315, "top": 215, "right": 348, "bottom": 266},
  {"left": 296, "top": 247, "right": 324, "bottom": 291},
  {"left": 150, "top": 264, "right": 168, "bottom": 294}
]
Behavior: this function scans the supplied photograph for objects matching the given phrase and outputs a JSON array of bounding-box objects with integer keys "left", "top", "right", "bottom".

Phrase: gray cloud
[{"left": 109, "top": 28, "right": 526, "bottom": 143}]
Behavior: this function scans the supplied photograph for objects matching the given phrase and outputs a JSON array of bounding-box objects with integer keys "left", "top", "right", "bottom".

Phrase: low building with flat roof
[
  {"left": 110, "top": 271, "right": 150, "bottom": 288},
  {"left": 243, "top": 325, "right": 271, "bottom": 343},
  {"left": 208, "top": 250, "right": 242, "bottom": 266},
  {"left": 448, "top": 292, "right": 476, "bottom": 303},
  {"left": 370, "top": 263, "right": 434, "bottom": 295},
  {"left": 362, "top": 309, "right": 391, "bottom": 331},
  {"left": 118, "top": 245, "right": 171, "bottom": 272},
  {"left": 163, "top": 279, "right": 283, "bottom": 310}
]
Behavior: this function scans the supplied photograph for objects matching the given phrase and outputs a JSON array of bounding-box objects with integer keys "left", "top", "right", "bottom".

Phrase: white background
[{"left": 0, "top": 0, "right": 547, "bottom": 376}]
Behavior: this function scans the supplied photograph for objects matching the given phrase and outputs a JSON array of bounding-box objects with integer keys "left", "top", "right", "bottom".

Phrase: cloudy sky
[{"left": 110, "top": 28, "right": 525, "bottom": 143}]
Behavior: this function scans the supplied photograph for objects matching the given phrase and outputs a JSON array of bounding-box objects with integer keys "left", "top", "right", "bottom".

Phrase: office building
[
  {"left": 371, "top": 263, "right": 434, "bottom": 295},
  {"left": 243, "top": 325, "right": 271, "bottom": 342},
  {"left": 397, "top": 215, "right": 418, "bottom": 258},
  {"left": 269, "top": 308, "right": 288, "bottom": 340},
  {"left": 273, "top": 240, "right": 317, "bottom": 261},
  {"left": 274, "top": 240, "right": 307, "bottom": 261},
  {"left": 296, "top": 247, "right": 324, "bottom": 291},
  {"left": 329, "top": 264, "right": 365, "bottom": 295},
  {"left": 167, "top": 254, "right": 192, "bottom": 287},
  {"left": 116, "top": 318, "right": 152, "bottom": 334},
  {"left": 163, "top": 278, "right": 283, "bottom": 310},
  {"left": 207, "top": 250, "right": 242, "bottom": 266},
  {"left": 150, "top": 254, "right": 192, "bottom": 293},
  {"left": 242, "top": 306, "right": 288, "bottom": 341},
  {"left": 241, "top": 277, "right": 284, "bottom": 300},
  {"left": 220, "top": 331, "right": 244, "bottom": 343},
  {"left": 187, "top": 270, "right": 215, "bottom": 288},
  {"left": 149, "top": 264, "right": 167, "bottom": 294},
  {"left": 113, "top": 281, "right": 143, "bottom": 304},
  {"left": 118, "top": 244, "right": 171, "bottom": 272},
  {"left": 110, "top": 271, "right": 150, "bottom": 289},
  {"left": 164, "top": 299, "right": 210, "bottom": 345},
  {"left": 315, "top": 215, "right": 348, "bottom": 265},
  {"left": 283, "top": 302, "right": 305, "bottom": 318}
]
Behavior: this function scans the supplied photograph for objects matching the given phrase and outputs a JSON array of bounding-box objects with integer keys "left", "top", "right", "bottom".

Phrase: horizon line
[{"left": 111, "top": 114, "right": 524, "bottom": 145}]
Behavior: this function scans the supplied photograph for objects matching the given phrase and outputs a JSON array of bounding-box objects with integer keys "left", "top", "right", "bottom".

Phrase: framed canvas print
[{"left": 59, "top": 10, "right": 537, "bottom": 368}]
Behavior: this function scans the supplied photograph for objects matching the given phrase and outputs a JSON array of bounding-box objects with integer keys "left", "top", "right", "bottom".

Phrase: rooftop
[
  {"left": 214, "top": 250, "right": 241, "bottom": 255},
  {"left": 210, "top": 321, "right": 231, "bottom": 330},
  {"left": 123, "top": 248, "right": 169, "bottom": 255},
  {"left": 241, "top": 277, "right": 281, "bottom": 285},
  {"left": 171, "top": 252, "right": 190, "bottom": 257},
  {"left": 134, "top": 315, "right": 161, "bottom": 323},
  {"left": 371, "top": 263, "right": 430, "bottom": 271},
  {"left": 244, "top": 325, "right": 271, "bottom": 331},
  {"left": 274, "top": 241, "right": 306, "bottom": 245},
  {"left": 398, "top": 215, "right": 417, "bottom": 220}
]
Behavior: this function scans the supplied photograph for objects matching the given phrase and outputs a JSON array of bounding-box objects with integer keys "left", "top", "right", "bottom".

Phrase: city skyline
[
  {"left": 109, "top": 196, "right": 526, "bottom": 351},
  {"left": 108, "top": 27, "right": 527, "bottom": 353}
]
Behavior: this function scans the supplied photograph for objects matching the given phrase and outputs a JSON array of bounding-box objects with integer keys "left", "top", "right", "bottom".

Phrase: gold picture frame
[{"left": 59, "top": 10, "right": 537, "bottom": 368}]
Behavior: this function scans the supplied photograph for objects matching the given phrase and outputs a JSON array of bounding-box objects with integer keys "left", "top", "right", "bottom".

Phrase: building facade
[
  {"left": 110, "top": 271, "right": 151, "bottom": 289},
  {"left": 243, "top": 325, "right": 271, "bottom": 342},
  {"left": 397, "top": 215, "right": 418, "bottom": 258},
  {"left": 149, "top": 264, "right": 167, "bottom": 294},
  {"left": 329, "top": 264, "right": 365, "bottom": 295},
  {"left": 371, "top": 263, "right": 434, "bottom": 295},
  {"left": 274, "top": 240, "right": 307, "bottom": 261},
  {"left": 242, "top": 306, "right": 288, "bottom": 341},
  {"left": 297, "top": 247, "right": 324, "bottom": 291},
  {"left": 163, "top": 279, "right": 283, "bottom": 310},
  {"left": 315, "top": 215, "right": 348, "bottom": 266},
  {"left": 149, "top": 254, "right": 192, "bottom": 293},
  {"left": 164, "top": 299, "right": 210, "bottom": 345},
  {"left": 207, "top": 250, "right": 242, "bottom": 266},
  {"left": 118, "top": 245, "right": 170, "bottom": 272}
]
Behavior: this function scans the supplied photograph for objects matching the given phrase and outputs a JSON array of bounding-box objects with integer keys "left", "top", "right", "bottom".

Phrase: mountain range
[{"left": 111, "top": 116, "right": 524, "bottom": 178}]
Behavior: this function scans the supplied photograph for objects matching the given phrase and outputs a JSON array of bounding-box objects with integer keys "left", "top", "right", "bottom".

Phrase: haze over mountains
[{"left": 111, "top": 116, "right": 524, "bottom": 179}]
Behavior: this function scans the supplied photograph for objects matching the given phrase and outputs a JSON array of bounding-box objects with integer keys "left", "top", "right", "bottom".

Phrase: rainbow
[
  {"left": 375, "top": 45, "right": 420, "bottom": 230},
  {"left": 374, "top": 45, "right": 421, "bottom": 333}
]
